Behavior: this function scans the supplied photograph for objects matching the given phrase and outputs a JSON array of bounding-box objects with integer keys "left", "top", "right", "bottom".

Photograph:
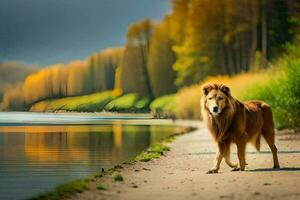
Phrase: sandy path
[{"left": 70, "top": 121, "right": 300, "bottom": 200}]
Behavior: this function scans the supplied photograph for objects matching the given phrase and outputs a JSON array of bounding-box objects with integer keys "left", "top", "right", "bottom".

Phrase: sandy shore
[{"left": 68, "top": 121, "right": 300, "bottom": 200}]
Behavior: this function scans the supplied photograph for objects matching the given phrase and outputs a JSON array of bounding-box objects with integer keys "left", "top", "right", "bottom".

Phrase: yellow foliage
[
  {"left": 22, "top": 60, "right": 89, "bottom": 105},
  {"left": 114, "top": 67, "right": 122, "bottom": 91},
  {"left": 113, "top": 88, "right": 123, "bottom": 97},
  {"left": 66, "top": 60, "right": 88, "bottom": 96},
  {"left": 1, "top": 86, "right": 26, "bottom": 111},
  {"left": 174, "top": 84, "right": 201, "bottom": 119},
  {"left": 174, "top": 70, "right": 277, "bottom": 119}
]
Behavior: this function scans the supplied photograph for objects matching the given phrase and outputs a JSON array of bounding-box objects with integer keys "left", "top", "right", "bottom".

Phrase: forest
[{"left": 1, "top": 0, "right": 300, "bottom": 128}]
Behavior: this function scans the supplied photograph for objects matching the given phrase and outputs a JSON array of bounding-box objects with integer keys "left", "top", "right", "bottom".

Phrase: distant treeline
[
  {"left": 0, "top": 62, "right": 35, "bottom": 103},
  {"left": 1, "top": 48, "right": 123, "bottom": 110},
  {"left": 2, "top": 0, "right": 300, "bottom": 111}
]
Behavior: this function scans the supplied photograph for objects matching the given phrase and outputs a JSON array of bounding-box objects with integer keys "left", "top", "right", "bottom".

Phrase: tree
[
  {"left": 148, "top": 16, "right": 177, "bottom": 97},
  {"left": 169, "top": 0, "right": 190, "bottom": 45},
  {"left": 120, "top": 19, "right": 154, "bottom": 96},
  {"left": 1, "top": 86, "right": 26, "bottom": 111},
  {"left": 66, "top": 61, "right": 88, "bottom": 96},
  {"left": 172, "top": 0, "right": 265, "bottom": 87},
  {"left": 87, "top": 47, "right": 124, "bottom": 93}
]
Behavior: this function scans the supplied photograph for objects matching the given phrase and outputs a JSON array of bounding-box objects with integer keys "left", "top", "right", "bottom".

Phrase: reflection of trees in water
[
  {"left": 0, "top": 124, "right": 176, "bottom": 166},
  {"left": 149, "top": 126, "right": 177, "bottom": 143},
  {"left": 120, "top": 124, "right": 151, "bottom": 159},
  {"left": 0, "top": 133, "right": 26, "bottom": 160},
  {"left": 24, "top": 132, "right": 69, "bottom": 162}
]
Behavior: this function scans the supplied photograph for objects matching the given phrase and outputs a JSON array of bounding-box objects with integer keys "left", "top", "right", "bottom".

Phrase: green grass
[
  {"left": 28, "top": 178, "right": 89, "bottom": 200},
  {"left": 112, "top": 173, "right": 124, "bottom": 181},
  {"left": 134, "top": 96, "right": 152, "bottom": 111},
  {"left": 96, "top": 184, "right": 107, "bottom": 190},
  {"left": 30, "top": 91, "right": 117, "bottom": 112},
  {"left": 239, "top": 43, "right": 300, "bottom": 129},
  {"left": 104, "top": 93, "right": 151, "bottom": 112},
  {"left": 30, "top": 92, "right": 152, "bottom": 113},
  {"left": 135, "top": 143, "right": 170, "bottom": 162},
  {"left": 150, "top": 94, "right": 175, "bottom": 118}
]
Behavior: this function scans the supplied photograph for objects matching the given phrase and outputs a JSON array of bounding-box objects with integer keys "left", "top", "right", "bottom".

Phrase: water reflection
[{"left": 0, "top": 123, "right": 180, "bottom": 200}]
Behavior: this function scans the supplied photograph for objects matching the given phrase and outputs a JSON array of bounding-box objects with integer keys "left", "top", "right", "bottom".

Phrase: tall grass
[
  {"left": 241, "top": 45, "right": 300, "bottom": 129},
  {"left": 172, "top": 71, "right": 272, "bottom": 120},
  {"left": 170, "top": 43, "right": 300, "bottom": 129}
]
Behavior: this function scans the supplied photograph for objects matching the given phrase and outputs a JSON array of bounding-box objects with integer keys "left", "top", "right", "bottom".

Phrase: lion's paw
[{"left": 206, "top": 169, "right": 219, "bottom": 174}]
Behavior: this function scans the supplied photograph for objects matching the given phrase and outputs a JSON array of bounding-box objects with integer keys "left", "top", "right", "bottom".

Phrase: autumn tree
[
  {"left": 66, "top": 61, "right": 88, "bottom": 96},
  {"left": 169, "top": 0, "right": 190, "bottom": 45},
  {"left": 172, "top": 0, "right": 284, "bottom": 87},
  {"left": 147, "top": 16, "right": 177, "bottom": 97},
  {"left": 86, "top": 47, "right": 124, "bottom": 93},
  {"left": 1, "top": 86, "right": 26, "bottom": 111},
  {"left": 120, "top": 19, "right": 154, "bottom": 96},
  {"left": 23, "top": 67, "right": 53, "bottom": 104}
]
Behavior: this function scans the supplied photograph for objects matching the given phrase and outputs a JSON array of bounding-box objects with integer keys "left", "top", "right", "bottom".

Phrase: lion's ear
[
  {"left": 201, "top": 84, "right": 213, "bottom": 96},
  {"left": 220, "top": 84, "right": 231, "bottom": 96}
]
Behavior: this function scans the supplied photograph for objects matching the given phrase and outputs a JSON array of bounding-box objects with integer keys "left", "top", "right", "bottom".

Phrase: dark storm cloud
[{"left": 0, "top": 0, "right": 170, "bottom": 66}]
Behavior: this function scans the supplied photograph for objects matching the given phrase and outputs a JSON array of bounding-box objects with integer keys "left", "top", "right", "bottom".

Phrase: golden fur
[{"left": 201, "top": 83, "right": 280, "bottom": 173}]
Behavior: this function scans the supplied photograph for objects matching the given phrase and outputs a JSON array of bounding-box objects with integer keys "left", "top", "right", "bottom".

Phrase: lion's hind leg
[{"left": 262, "top": 126, "right": 280, "bottom": 168}]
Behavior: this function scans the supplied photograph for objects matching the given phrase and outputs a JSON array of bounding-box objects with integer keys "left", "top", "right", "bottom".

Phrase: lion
[{"left": 200, "top": 83, "right": 280, "bottom": 173}]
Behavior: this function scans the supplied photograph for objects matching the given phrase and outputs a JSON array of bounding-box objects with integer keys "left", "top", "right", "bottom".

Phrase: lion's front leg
[
  {"left": 207, "top": 149, "right": 223, "bottom": 174},
  {"left": 236, "top": 140, "right": 247, "bottom": 171}
]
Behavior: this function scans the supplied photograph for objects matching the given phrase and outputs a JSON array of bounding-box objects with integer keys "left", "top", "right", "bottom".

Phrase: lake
[{"left": 0, "top": 112, "right": 183, "bottom": 200}]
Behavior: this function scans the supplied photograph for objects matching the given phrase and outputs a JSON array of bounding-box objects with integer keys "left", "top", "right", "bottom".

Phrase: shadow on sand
[{"left": 248, "top": 167, "right": 300, "bottom": 172}]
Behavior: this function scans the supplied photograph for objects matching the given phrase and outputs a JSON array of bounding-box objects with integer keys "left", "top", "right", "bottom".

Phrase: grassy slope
[
  {"left": 30, "top": 92, "right": 151, "bottom": 113},
  {"left": 30, "top": 91, "right": 117, "bottom": 112}
]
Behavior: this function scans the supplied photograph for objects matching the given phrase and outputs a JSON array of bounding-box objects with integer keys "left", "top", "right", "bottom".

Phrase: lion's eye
[
  {"left": 218, "top": 96, "right": 223, "bottom": 100},
  {"left": 208, "top": 97, "right": 213, "bottom": 100}
]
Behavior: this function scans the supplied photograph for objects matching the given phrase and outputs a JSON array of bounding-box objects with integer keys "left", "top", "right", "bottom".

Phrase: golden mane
[{"left": 201, "top": 83, "right": 236, "bottom": 142}]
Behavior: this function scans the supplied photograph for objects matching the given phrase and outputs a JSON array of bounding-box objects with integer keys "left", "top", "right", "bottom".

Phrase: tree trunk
[{"left": 261, "top": 0, "right": 268, "bottom": 61}]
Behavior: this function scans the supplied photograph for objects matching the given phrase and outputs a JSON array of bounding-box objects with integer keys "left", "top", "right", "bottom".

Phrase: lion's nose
[{"left": 212, "top": 106, "right": 218, "bottom": 112}]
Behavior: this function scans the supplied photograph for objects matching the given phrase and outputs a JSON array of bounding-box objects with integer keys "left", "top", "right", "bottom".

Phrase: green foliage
[
  {"left": 134, "top": 97, "right": 151, "bottom": 111},
  {"left": 96, "top": 185, "right": 107, "bottom": 190},
  {"left": 30, "top": 92, "right": 150, "bottom": 113},
  {"left": 240, "top": 44, "right": 300, "bottom": 129},
  {"left": 173, "top": 45, "right": 208, "bottom": 87},
  {"left": 30, "top": 91, "right": 116, "bottom": 112},
  {"left": 28, "top": 179, "right": 89, "bottom": 200},
  {"left": 104, "top": 93, "right": 140, "bottom": 112},
  {"left": 150, "top": 94, "right": 175, "bottom": 113},
  {"left": 74, "top": 91, "right": 116, "bottom": 112},
  {"left": 112, "top": 173, "right": 124, "bottom": 182},
  {"left": 135, "top": 143, "right": 170, "bottom": 162},
  {"left": 103, "top": 93, "right": 151, "bottom": 112}
]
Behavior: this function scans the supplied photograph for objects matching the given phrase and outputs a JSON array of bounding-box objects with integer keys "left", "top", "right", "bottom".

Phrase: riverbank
[
  {"left": 64, "top": 121, "right": 300, "bottom": 200},
  {"left": 0, "top": 111, "right": 157, "bottom": 125}
]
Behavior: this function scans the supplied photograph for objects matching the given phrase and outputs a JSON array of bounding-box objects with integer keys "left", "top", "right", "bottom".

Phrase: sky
[{"left": 0, "top": 0, "right": 171, "bottom": 66}]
